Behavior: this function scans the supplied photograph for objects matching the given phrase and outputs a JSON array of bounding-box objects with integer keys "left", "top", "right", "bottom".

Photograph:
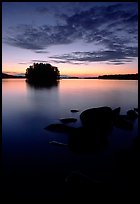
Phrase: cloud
[
  {"left": 35, "top": 50, "right": 48, "bottom": 53},
  {"left": 4, "top": 2, "right": 138, "bottom": 64},
  {"left": 18, "top": 59, "right": 87, "bottom": 66},
  {"left": 31, "top": 60, "right": 49, "bottom": 63},
  {"left": 49, "top": 46, "right": 138, "bottom": 65},
  {"left": 49, "top": 59, "right": 87, "bottom": 65},
  {"left": 19, "top": 60, "right": 51, "bottom": 64},
  {"left": 36, "top": 7, "right": 49, "bottom": 14},
  {"left": 4, "top": 23, "right": 74, "bottom": 50},
  {"left": 18, "top": 62, "right": 29, "bottom": 64}
]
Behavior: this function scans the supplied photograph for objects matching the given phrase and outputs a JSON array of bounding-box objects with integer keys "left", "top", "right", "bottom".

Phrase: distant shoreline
[
  {"left": 2, "top": 73, "right": 25, "bottom": 79},
  {"left": 2, "top": 73, "right": 138, "bottom": 80},
  {"left": 98, "top": 74, "right": 138, "bottom": 80}
]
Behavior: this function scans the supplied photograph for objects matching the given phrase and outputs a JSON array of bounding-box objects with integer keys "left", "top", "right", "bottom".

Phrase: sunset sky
[{"left": 2, "top": 2, "right": 138, "bottom": 77}]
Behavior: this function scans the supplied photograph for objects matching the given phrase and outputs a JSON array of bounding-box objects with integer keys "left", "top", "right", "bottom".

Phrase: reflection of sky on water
[{"left": 2, "top": 78, "right": 138, "bottom": 135}]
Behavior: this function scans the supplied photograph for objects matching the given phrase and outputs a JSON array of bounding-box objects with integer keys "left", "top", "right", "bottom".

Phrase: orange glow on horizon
[
  {"left": 59, "top": 63, "right": 138, "bottom": 77},
  {"left": 2, "top": 61, "right": 138, "bottom": 77}
]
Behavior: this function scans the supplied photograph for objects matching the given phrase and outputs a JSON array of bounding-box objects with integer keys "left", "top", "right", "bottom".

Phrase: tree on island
[{"left": 25, "top": 63, "right": 60, "bottom": 85}]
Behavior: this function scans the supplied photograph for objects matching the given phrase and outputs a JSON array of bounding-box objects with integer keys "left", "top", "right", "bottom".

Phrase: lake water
[{"left": 2, "top": 79, "right": 138, "bottom": 201}]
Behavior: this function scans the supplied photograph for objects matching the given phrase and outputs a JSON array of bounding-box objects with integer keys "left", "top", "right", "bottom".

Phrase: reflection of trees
[
  {"left": 25, "top": 63, "right": 60, "bottom": 86},
  {"left": 26, "top": 79, "right": 59, "bottom": 89}
]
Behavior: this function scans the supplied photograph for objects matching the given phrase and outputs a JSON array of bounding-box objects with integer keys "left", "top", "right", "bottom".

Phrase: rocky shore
[
  {"left": 44, "top": 106, "right": 139, "bottom": 201},
  {"left": 45, "top": 106, "right": 138, "bottom": 152}
]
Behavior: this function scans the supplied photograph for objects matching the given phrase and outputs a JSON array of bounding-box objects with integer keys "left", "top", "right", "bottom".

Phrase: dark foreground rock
[
  {"left": 59, "top": 118, "right": 77, "bottom": 123},
  {"left": 45, "top": 106, "right": 137, "bottom": 152},
  {"left": 113, "top": 107, "right": 121, "bottom": 116},
  {"left": 46, "top": 124, "right": 108, "bottom": 152},
  {"left": 80, "top": 106, "right": 113, "bottom": 131},
  {"left": 127, "top": 110, "right": 138, "bottom": 120},
  {"left": 114, "top": 115, "right": 133, "bottom": 130}
]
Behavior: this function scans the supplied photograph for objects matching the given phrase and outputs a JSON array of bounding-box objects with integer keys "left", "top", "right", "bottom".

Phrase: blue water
[{"left": 2, "top": 79, "right": 138, "bottom": 201}]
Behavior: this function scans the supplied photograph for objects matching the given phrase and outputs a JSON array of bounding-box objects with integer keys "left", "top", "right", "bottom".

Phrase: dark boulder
[
  {"left": 127, "top": 110, "right": 138, "bottom": 120},
  {"left": 113, "top": 107, "right": 121, "bottom": 116},
  {"left": 114, "top": 115, "right": 133, "bottom": 130},
  {"left": 80, "top": 106, "right": 113, "bottom": 130},
  {"left": 59, "top": 118, "right": 77, "bottom": 123}
]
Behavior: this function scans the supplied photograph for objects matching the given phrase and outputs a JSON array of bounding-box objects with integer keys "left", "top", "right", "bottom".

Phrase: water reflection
[
  {"left": 26, "top": 79, "right": 60, "bottom": 89},
  {"left": 25, "top": 79, "right": 60, "bottom": 119},
  {"left": 2, "top": 78, "right": 138, "bottom": 201},
  {"left": 59, "top": 79, "right": 138, "bottom": 114}
]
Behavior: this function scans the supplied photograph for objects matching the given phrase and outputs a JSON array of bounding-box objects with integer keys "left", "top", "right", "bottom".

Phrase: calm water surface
[{"left": 2, "top": 79, "right": 138, "bottom": 201}]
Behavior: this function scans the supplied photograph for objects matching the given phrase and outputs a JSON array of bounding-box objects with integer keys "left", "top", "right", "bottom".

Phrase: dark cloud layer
[
  {"left": 4, "top": 2, "right": 138, "bottom": 65},
  {"left": 49, "top": 46, "right": 138, "bottom": 65}
]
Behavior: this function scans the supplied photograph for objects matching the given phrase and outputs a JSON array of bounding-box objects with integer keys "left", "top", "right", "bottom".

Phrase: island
[{"left": 25, "top": 63, "right": 60, "bottom": 82}]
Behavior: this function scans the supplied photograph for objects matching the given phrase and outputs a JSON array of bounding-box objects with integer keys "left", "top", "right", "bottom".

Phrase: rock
[
  {"left": 134, "top": 108, "right": 138, "bottom": 113},
  {"left": 59, "top": 118, "right": 77, "bottom": 123},
  {"left": 44, "top": 123, "right": 76, "bottom": 133},
  {"left": 80, "top": 106, "right": 113, "bottom": 130},
  {"left": 127, "top": 110, "right": 138, "bottom": 120},
  {"left": 71, "top": 110, "right": 79, "bottom": 113},
  {"left": 113, "top": 107, "right": 121, "bottom": 116},
  {"left": 114, "top": 115, "right": 133, "bottom": 130}
]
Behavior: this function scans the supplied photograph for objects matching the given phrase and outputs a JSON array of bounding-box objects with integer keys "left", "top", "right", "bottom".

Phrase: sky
[{"left": 2, "top": 2, "right": 138, "bottom": 77}]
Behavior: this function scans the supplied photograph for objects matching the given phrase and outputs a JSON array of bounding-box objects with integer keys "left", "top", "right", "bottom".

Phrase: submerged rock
[
  {"left": 59, "top": 118, "right": 77, "bottom": 123},
  {"left": 45, "top": 123, "right": 76, "bottom": 133},
  {"left": 71, "top": 110, "right": 79, "bottom": 113},
  {"left": 114, "top": 115, "right": 133, "bottom": 130}
]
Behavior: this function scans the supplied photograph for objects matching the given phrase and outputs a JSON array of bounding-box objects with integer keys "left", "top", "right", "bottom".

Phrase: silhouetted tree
[{"left": 25, "top": 63, "right": 60, "bottom": 84}]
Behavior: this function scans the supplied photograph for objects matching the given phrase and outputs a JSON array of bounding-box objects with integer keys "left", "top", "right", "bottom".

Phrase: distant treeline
[
  {"left": 98, "top": 74, "right": 138, "bottom": 80},
  {"left": 2, "top": 73, "right": 25, "bottom": 78},
  {"left": 2, "top": 73, "right": 138, "bottom": 80}
]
